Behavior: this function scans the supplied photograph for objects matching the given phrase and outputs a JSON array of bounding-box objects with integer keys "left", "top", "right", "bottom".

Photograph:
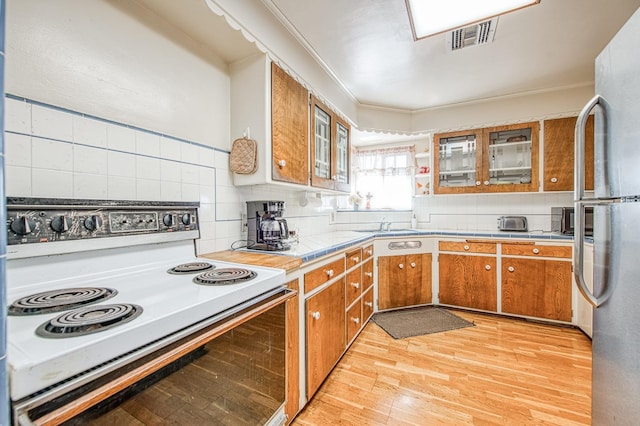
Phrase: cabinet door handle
[
  {"left": 410, "top": 262, "right": 416, "bottom": 268},
  {"left": 398, "top": 263, "right": 404, "bottom": 269},
  {"left": 278, "top": 159, "right": 286, "bottom": 168},
  {"left": 475, "top": 181, "right": 481, "bottom": 186},
  {"left": 352, "top": 256, "right": 359, "bottom": 263},
  {"left": 331, "top": 175, "right": 337, "bottom": 180},
  {"left": 351, "top": 317, "right": 360, "bottom": 324},
  {"left": 485, "top": 265, "right": 492, "bottom": 271},
  {"left": 366, "top": 250, "right": 373, "bottom": 256},
  {"left": 311, "top": 311, "right": 321, "bottom": 320},
  {"left": 550, "top": 177, "right": 558, "bottom": 183},
  {"left": 365, "top": 301, "right": 373, "bottom": 308},
  {"left": 463, "top": 245, "right": 470, "bottom": 251},
  {"left": 365, "top": 272, "right": 373, "bottom": 278},
  {"left": 325, "top": 269, "right": 334, "bottom": 277},
  {"left": 508, "top": 266, "right": 515, "bottom": 272},
  {"left": 351, "top": 282, "right": 360, "bottom": 289},
  {"left": 484, "top": 181, "right": 489, "bottom": 186},
  {"left": 532, "top": 248, "right": 540, "bottom": 254}
]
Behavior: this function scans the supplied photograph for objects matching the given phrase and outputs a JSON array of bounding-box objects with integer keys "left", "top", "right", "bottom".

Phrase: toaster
[{"left": 497, "top": 216, "right": 528, "bottom": 232}]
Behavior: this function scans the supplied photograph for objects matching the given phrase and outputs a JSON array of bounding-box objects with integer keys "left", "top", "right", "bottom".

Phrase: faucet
[{"left": 379, "top": 217, "right": 391, "bottom": 232}]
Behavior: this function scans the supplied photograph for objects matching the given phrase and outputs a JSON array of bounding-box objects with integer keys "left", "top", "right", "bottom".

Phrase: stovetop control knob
[
  {"left": 163, "top": 214, "right": 175, "bottom": 227},
  {"left": 84, "top": 215, "right": 103, "bottom": 232},
  {"left": 10, "top": 215, "right": 36, "bottom": 235},
  {"left": 181, "top": 213, "right": 191, "bottom": 225},
  {"left": 51, "top": 215, "right": 72, "bottom": 233}
]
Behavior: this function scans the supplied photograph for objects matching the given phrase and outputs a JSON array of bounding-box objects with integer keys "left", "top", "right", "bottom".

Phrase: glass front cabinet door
[
  {"left": 434, "top": 129, "right": 481, "bottom": 194},
  {"left": 311, "top": 95, "right": 351, "bottom": 192},
  {"left": 434, "top": 122, "right": 539, "bottom": 194}
]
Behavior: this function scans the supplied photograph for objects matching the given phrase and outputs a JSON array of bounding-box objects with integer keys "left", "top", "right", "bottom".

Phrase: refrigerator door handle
[
  {"left": 574, "top": 94, "right": 602, "bottom": 202},
  {"left": 574, "top": 95, "right": 613, "bottom": 307}
]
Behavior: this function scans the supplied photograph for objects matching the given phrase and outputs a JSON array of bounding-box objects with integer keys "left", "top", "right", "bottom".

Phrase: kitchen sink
[{"left": 354, "top": 229, "right": 419, "bottom": 234}]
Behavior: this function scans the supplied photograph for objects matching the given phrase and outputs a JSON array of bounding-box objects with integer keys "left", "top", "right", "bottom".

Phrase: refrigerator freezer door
[
  {"left": 595, "top": 7, "right": 640, "bottom": 199},
  {"left": 592, "top": 201, "right": 640, "bottom": 424}
]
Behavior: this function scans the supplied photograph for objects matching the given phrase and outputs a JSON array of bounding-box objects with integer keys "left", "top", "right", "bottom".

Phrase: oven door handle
[{"left": 24, "top": 288, "right": 296, "bottom": 426}]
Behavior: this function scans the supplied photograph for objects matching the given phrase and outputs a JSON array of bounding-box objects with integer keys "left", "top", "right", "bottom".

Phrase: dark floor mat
[{"left": 372, "top": 306, "right": 474, "bottom": 339}]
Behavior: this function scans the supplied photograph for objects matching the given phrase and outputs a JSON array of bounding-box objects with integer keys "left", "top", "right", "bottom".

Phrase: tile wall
[{"left": 3, "top": 96, "right": 237, "bottom": 254}]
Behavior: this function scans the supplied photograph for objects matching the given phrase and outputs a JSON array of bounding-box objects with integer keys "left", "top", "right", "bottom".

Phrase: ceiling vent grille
[{"left": 447, "top": 18, "right": 498, "bottom": 52}]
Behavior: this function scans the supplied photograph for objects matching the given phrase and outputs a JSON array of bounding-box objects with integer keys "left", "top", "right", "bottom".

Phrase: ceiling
[
  {"left": 135, "top": 0, "right": 639, "bottom": 145},
  {"left": 262, "top": 0, "right": 640, "bottom": 111}
]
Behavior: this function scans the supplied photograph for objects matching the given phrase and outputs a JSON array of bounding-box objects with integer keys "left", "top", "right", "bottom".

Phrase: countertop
[{"left": 201, "top": 229, "right": 574, "bottom": 269}]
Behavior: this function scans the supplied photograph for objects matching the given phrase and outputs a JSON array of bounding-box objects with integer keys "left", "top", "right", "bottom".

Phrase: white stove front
[{"left": 6, "top": 241, "right": 286, "bottom": 401}]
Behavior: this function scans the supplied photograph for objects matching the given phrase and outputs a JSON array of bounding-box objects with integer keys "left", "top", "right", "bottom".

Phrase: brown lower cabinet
[
  {"left": 438, "top": 253, "right": 497, "bottom": 311},
  {"left": 501, "top": 257, "right": 572, "bottom": 321},
  {"left": 305, "top": 278, "right": 345, "bottom": 398},
  {"left": 378, "top": 254, "right": 432, "bottom": 310}
]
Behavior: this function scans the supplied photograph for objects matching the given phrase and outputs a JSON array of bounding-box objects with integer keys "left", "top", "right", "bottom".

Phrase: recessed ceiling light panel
[{"left": 406, "top": 0, "right": 540, "bottom": 40}]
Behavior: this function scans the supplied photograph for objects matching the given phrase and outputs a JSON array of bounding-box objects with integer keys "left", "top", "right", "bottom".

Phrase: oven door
[{"left": 13, "top": 288, "right": 295, "bottom": 426}]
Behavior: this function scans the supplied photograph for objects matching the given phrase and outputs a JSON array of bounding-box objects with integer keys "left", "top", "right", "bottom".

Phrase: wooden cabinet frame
[
  {"left": 310, "top": 95, "right": 351, "bottom": 192},
  {"left": 434, "top": 122, "right": 540, "bottom": 194}
]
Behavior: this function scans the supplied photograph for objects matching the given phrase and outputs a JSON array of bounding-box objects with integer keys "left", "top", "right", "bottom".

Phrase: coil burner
[
  {"left": 36, "top": 303, "right": 143, "bottom": 338},
  {"left": 193, "top": 268, "right": 257, "bottom": 286},
  {"left": 8, "top": 287, "right": 118, "bottom": 316},
  {"left": 167, "top": 262, "right": 215, "bottom": 275}
]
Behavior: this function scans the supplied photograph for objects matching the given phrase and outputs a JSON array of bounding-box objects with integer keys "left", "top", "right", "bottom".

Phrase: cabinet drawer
[
  {"left": 362, "top": 244, "right": 374, "bottom": 260},
  {"left": 362, "top": 287, "right": 374, "bottom": 323},
  {"left": 345, "top": 267, "right": 362, "bottom": 307},
  {"left": 346, "top": 302, "right": 362, "bottom": 343},
  {"left": 439, "top": 241, "right": 497, "bottom": 254},
  {"left": 362, "top": 259, "right": 374, "bottom": 290},
  {"left": 502, "top": 244, "right": 571, "bottom": 259},
  {"left": 305, "top": 258, "right": 345, "bottom": 293},
  {"left": 346, "top": 247, "right": 363, "bottom": 268}
]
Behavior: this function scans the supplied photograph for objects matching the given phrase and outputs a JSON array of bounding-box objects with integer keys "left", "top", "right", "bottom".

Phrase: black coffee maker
[{"left": 246, "top": 200, "right": 290, "bottom": 251}]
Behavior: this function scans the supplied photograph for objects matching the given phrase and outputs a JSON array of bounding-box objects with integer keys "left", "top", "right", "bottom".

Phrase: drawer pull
[
  {"left": 366, "top": 250, "right": 373, "bottom": 255},
  {"left": 326, "top": 269, "right": 334, "bottom": 277},
  {"left": 351, "top": 317, "right": 360, "bottom": 324},
  {"left": 311, "top": 311, "right": 321, "bottom": 320},
  {"left": 508, "top": 266, "right": 515, "bottom": 272},
  {"left": 464, "top": 245, "right": 470, "bottom": 251},
  {"left": 532, "top": 248, "right": 540, "bottom": 254},
  {"left": 351, "top": 282, "right": 360, "bottom": 289},
  {"left": 278, "top": 159, "right": 286, "bottom": 168},
  {"left": 410, "top": 262, "right": 416, "bottom": 268},
  {"left": 352, "top": 256, "right": 360, "bottom": 263},
  {"left": 365, "top": 272, "right": 373, "bottom": 278},
  {"left": 364, "top": 301, "right": 373, "bottom": 308},
  {"left": 485, "top": 265, "right": 492, "bottom": 271},
  {"left": 398, "top": 263, "right": 404, "bottom": 269},
  {"left": 550, "top": 177, "right": 558, "bottom": 183}
]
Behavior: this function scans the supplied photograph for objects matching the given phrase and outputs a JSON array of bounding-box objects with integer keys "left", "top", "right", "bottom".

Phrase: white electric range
[{"left": 5, "top": 198, "right": 287, "bottom": 424}]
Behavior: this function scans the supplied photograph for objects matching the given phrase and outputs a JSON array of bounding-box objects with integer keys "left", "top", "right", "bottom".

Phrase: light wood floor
[{"left": 292, "top": 310, "right": 592, "bottom": 426}]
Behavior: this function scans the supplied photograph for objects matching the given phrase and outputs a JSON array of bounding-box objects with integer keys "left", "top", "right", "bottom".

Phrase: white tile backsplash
[
  {"left": 73, "top": 145, "right": 108, "bottom": 175},
  {"left": 159, "top": 160, "right": 181, "bottom": 183},
  {"left": 135, "top": 179, "right": 161, "bottom": 200},
  {"left": 32, "top": 137, "right": 73, "bottom": 171},
  {"left": 73, "top": 116, "right": 108, "bottom": 148},
  {"left": 5, "top": 98, "right": 31, "bottom": 133},
  {"left": 5, "top": 133, "right": 31, "bottom": 167},
  {"left": 73, "top": 173, "right": 108, "bottom": 199},
  {"left": 107, "top": 124, "right": 136, "bottom": 152},
  {"left": 108, "top": 151, "right": 136, "bottom": 178},
  {"left": 5, "top": 165, "right": 31, "bottom": 196},
  {"left": 135, "top": 131, "right": 160, "bottom": 157},
  {"left": 32, "top": 169, "right": 73, "bottom": 198},
  {"left": 31, "top": 105, "right": 73, "bottom": 141},
  {"left": 107, "top": 176, "right": 137, "bottom": 200},
  {"left": 135, "top": 156, "right": 160, "bottom": 180},
  {"left": 160, "top": 137, "right": 181, "bottom": 160}
]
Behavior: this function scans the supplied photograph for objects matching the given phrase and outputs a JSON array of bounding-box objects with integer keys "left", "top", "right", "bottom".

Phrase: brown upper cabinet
[
  {"left": 271, "top": 63, "right": 309, "bottom": 186},
  {"left": 310, "top": 95, "right": 351, "bottom": 192},
  {"left": 543, "top": 116, "right": 594, "bottom": 191},
  {"left": 434, "top": 122, "right": 540, "bottom": 194}
]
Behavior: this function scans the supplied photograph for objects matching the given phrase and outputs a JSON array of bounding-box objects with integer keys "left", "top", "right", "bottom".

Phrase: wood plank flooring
[{"left": 292, "top": 310, "right": 592, "bottom": 426}]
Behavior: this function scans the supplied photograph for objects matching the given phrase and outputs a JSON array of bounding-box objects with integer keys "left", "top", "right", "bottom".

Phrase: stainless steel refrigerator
[{"left": 574, "top": 6, "right": 640, "bottom": 424}]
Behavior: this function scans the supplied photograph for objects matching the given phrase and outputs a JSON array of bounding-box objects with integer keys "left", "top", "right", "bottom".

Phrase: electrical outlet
[{"left": 240, "top": 213, "right": 247, "bottom": 233}]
